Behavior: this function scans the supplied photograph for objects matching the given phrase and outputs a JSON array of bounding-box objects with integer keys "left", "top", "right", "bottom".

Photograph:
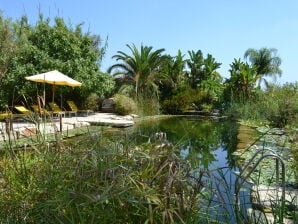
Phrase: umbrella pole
[
  {"left": 43, "top": 74, "right": 46, "bottom": 107},
  {"left": 52, "top": 84, "right": 55, "bottom": 103},
  {"left": 43, "top": 85, "right": 46, "bottom": 107}
]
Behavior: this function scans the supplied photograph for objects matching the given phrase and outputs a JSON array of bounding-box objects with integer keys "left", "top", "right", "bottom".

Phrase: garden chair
[
  {"left": 66, "top": 100, "right": 93, "bottom": 116},
  {"left": 48, "top": 102, "right": 76, "bottom": 117},
  {"left": 14, "top": 105, "right": 37, "bottom": 120},
  {"left": 0, "top": 111, "right": 13, "bottom": 121},
  {"left": 31, "top": 105, "right": 53, "bottom": 117},
  {"left": 14, "top": 105, "right": 32, "bottom": 115}
]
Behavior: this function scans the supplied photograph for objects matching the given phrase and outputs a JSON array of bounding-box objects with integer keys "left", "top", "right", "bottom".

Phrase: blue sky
[{"left": 1, "top": 0, "right": 297, "bottom": 84}]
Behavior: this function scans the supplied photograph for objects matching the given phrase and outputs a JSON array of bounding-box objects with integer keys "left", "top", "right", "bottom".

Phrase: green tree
[
  {"left": 108, "top": 44, "right": 167, "bottom": 98},
  {"left": 0, "top": 16, "right": 16, "bottom": 83},
  {"left": 186, "top": 50, "right": 221, "bottom": 89},
  {"left": 244, "top": 47, "right": 282, "bottom": 86},
  {"left": 185, "top": 50, "right": 204, "bottom": 88},
  {"left": 159, "top": 50, "right": 186, "bottom": 100},
  {"left": 0, "top": 14, "right": 114, "bottom": 109},
  {"left": 0, "top": 15, "right": 18, "bottom": 108},
  {"left": 203, "top": 53, "right": 221, "bottom": 79},
  {"left": 185, "top": 50, "right": 222, "bottom": 111},
  {"left": 225, "top": 58, "right": 258, "bottom": 102}
]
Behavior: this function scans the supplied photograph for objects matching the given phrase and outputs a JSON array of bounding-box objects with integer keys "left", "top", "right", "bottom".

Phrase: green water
[
  {"left": 103, "top": 116, "right": 242, "bottom": 169},
  {"left": 101, "top": 116, "right": 249, "bottom": 223}
]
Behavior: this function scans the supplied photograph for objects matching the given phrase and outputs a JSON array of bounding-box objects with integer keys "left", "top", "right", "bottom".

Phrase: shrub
[
  {"left": 161, "top": 88, "right": 203, "bottom": 114},
  {"left": 224, "top": 82, "right": 298, "bottom": 127},
  {"left": 136, "top": 94, "right": 160, "bottom": 116},
  {"left": 113, "top": 94, "right": 137, "bottom": 115},
  {"left": 265, "top": 84, "right": 298, "bottom": 127},
  {"left": 83, "top": 93, "right": 102, "bottom": 111}
]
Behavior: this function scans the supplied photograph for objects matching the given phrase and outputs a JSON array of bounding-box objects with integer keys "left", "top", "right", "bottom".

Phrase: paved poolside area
[{"left": 0, "top": 113, "right": 135, "bottom": 141}]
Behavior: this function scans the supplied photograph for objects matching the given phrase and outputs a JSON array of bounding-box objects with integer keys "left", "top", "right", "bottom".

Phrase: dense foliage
[
  {"left": 0, "top": 12, "right": 297, "bottom": 224},
  {"left": 0, "top": 132, "right": 203, "bottom": 223},
  {"left": 107, "top": 43, "right": 298, "bottom": 133},
  {"left": 113, "top": 94, "right": 137, "bottom": 115},
  {"left": 0, "top": 14, "right": 114, "bottom": 110},
  {"left": 0, "top": 12, "right": 296, "bottom": 129}
]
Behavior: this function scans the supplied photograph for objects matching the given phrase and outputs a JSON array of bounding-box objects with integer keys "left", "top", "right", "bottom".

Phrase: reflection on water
[
  {"left": 103, "top": 116, "right": 255, "bottom": 223},
  {"left": 107, "top": 116, "right": 241, "bottom": 169}
]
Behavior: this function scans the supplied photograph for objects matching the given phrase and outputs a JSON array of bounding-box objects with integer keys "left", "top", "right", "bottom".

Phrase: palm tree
[
  {"left": 203, "top": 54, "right": 222, "bottom": 79},
  {"left": 108, "top": 44, "right": 166, "bottom": 97},
  {"left": 186, "top": 50, "right": 204, "bottom": 88},
  {"left": 227, "top": 58, "right": 258, "bottom": 101},
  {"left": 244, "top": 47, "right": 282, "bottom": 86},
  {"left": 159, "top": 50, "right": 186, "bottom": 99},
  {"left": 186, "top": 50, "right": 222, "bottom": 89}
]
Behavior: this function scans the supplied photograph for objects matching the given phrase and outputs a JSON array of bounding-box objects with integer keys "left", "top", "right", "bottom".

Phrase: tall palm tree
[
  {"left": 186, "top": 50, "right": 221, "bottom": 89},
  {"left": 160, "top": 50, "right": 186, "bottom": 97},
  {"left": 244, "top": 47, "right": 282, "bottom": 86},
  {"left": 108, "top": 44, "right": 166, "bottom": 97},
  {"left": 203, "top": 54, "right": 222, "bottom": 79},
  {"left": 186, "top": 50, "right": 204, "bottom": 88},
  {"left": 227, "top": 58, "right": 258, "bottom": 101}
]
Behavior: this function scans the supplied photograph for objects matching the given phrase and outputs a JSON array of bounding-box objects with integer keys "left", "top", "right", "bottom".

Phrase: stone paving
[{"left": 0, "top": 113, "right": 135, "bottom": 141}]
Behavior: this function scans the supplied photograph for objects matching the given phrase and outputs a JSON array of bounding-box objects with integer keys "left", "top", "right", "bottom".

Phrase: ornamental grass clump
[
  {"left": 113, "top": 94, "right": 137, "bottom": 115},
  {"left": 0, "top": 129, "right": 203, "bottom": 223}
]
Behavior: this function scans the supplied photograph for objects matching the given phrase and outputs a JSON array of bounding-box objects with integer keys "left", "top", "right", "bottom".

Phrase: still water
[
  {"left": 102, "top": 115, "right": 253, "bottom": 223},
  {"left": 106, "top": 116, "right": 241, "bottom": 169}
]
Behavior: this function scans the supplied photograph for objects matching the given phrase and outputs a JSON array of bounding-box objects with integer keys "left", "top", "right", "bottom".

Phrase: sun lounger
[
  {"left": 66, "top": 100, "right": 93, "bottom": 116},
  {"left": 13, "top": 105, "right": 45, "bottom": 122},
  {"left": 14, "top": 105, "right": 32, "bottom": 115},
  {"left": 48, "top": 102, "right": 76, "bottom": 117},
  {"left": 0, "top": 111, "right": 13, "bottom": 121},
  {"left": 31, "top": 105, "right": 52, "bottom": 117}
]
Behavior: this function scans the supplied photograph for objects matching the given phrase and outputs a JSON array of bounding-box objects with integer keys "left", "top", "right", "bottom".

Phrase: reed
[{"left": 0, "top": 119, "right": 295, "bottom": 223}]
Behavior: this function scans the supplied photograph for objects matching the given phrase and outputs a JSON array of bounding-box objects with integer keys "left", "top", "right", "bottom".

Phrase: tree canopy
[
  {"left": 0, "top": 14, "right": 114, "bottom": 109},
  {"left": 108, "top": 44, "right": 167, "bottom": 97},
  {"left": 244, "top": 47, "right": 282, "bottom": 86}
]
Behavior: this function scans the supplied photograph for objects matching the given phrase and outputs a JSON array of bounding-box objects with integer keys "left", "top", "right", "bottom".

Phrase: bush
[
  {"left": 223, "top": 83, "right": 298, "bottom": 127},
  {"left": 113, "top": 94, "right": 137, "bottom": 115},
  {"left": 265, "top": 84, "right": 298, "bottom": 127},
  {"left": 83, "top": 93, "right": 102, "bottom": 111},
  {"left": 161, "top": 88, "right": 204, "bottom": 114}
]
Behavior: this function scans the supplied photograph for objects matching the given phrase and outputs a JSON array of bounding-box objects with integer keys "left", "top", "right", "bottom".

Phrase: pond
[
  {"left": 74, "top": 115, "right": 295, "bottom": 223},
  {"left": 101, "top": 116, "right": 255, "bottom": 223},
  {"left": 105, "top": 116, "right": 244, "bottom": 169}
]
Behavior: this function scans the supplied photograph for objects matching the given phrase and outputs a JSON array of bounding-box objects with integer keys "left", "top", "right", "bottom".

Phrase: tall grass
[
  {"left": 224, "top": 83, "right": 298, "bottom": 128},
  {"left": 0, "top": 128, "right": 204, "bottom": 223},
  {"left": 0, "top": 117, "right": 296, "bottom": 223}
]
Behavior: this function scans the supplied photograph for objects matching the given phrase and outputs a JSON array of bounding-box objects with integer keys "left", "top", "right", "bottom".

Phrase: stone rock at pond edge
[
  {"left": 251, "top": 185, "right": 297, "bottom": 211},
  {"left": 248, "top": 184, "right": 297, "bottom": 224},
  {"left": 247, "top": 208, "right": 294, "bottom": 224}
]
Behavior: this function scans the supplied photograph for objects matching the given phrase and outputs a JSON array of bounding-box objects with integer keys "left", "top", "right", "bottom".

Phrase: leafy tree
[
  {"left": 159, "top": 50, "right": 186, "bottom": 100},
  {"left": 203, "top": 53, "right": 221, "bottom": 79},
  {"left": 185, "top": 50, "right": 221, "bottom": 90},
  {"left": 224, "top": 58, "right": 258, "bottom": 103},
  {"left": 0, "top": 16, "right": 16, "bottom": 82},
  {"left": 244, "top": 47, "right": 282, "bottom": 86},
  {"left": 0, "top": 14, "right": 114, "bottom": 109},
  {"left": 185, "top": 50, "right": 204, "bottom": 88},
  {"left": 185, "top": 50, "right": 222, "bottom": 111},
  {"left": 0, "top": 15, "right": 18, "bottom": 108},
  {"left": 108, "top": 44, "right": 167, "bottom": 98}
]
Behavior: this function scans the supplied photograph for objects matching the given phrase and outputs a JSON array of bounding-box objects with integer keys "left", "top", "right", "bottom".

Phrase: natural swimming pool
[{"left": 98, "top": 115, "right": 296, "bottom": 223}]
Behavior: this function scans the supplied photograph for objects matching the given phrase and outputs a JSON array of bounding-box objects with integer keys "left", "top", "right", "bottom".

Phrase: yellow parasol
[{"left": 25, "top": 70, "right": 82, "bottom": 103}]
